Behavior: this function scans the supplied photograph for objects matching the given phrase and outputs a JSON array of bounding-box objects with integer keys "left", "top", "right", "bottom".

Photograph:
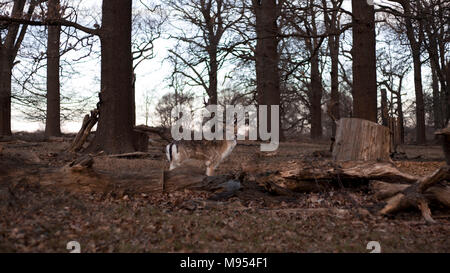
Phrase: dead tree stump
[
  {"left": 68, "top": 109, "right": 99, "bottom": 153},
  {"left": 332, "top": 118, "right": 390, "bottom": 162}
]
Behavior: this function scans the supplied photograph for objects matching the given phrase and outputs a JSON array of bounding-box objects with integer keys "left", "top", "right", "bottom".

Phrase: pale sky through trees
[{"left": 9, "top": 0, "right": 420, "bottom": 133}]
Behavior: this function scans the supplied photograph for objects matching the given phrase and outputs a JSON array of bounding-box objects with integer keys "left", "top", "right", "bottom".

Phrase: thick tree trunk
[
  {"left": 411, "top": 49, "right": 426, "bottom": 144},
  {"left": 351, "top": 0, "right": 377, "bottom": 122},
  {"left": 431, "top": 67, "right": 442, "bottom": 130},
  {"left": 254, "top": 0, "right": 281, "bottom": 136},
  {"left": 310, "top": 53, "right": 323, "bottom": 139},
  {"left": 87, "top": 0, "right": 139, "bottom": 154},
  {"left": 45, "top": 0, "right": 61, "bottom": 137},
  {"left": 208, "top": 49, "right": 218, "bottom": 105},
  {"left": 332, "top": 118, "right": 391, "bottom": 162},
  {"left": 0, "top": 0, "right": 34, "bottom": 137},
  {"left": 0, "top": 50, "right": 12, "bottom": 136}
]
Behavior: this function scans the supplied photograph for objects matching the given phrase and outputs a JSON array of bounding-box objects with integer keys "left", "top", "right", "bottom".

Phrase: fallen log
[
  {"left": 41, "top": 158, "right": 239, "bottom": 197},
  {"left": 378, "top": 166, "right": 450, "bottom": 223},
  {"left": 108, "top": 152, "right": 150, "bottom": 159},
  {"left": 134, "top": 125, "right": 172, "bottom": 143},
  {"left": 277, "top": 161, "right": 418, "bottom": 186},
  {"left": 369, "top": 181, "right": 409, "bottom": 200},
  {"left": 370, "top": 180, "right": 450, "bottom": 207}
]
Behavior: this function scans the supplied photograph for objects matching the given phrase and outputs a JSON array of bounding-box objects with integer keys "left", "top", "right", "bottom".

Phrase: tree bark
[
  {"left": 329, "top": 36, "right": 340, "bottom": 137},
  {"left": 446, "top": 62, "right": 450, "bottom": 124},
  {"left": 397, "top": 93, "right": 405, "bottom": 144},
  {"left": 0, "top": 0, "right": 27, "bottom": 136},
  {"left": 431, "top": 67, "right": 442, "bottom": 130},
  {"left": 381, "top": 88, "right": 388, "bottom": 126},
  {"left": 310, "top": 52, "right": 323, "bottom": 139},
  {"left": 410, "top": 40, "right": 426, "bottom": 144},
  {"left": 0, "top": 50, "right": 12, "bottom": 136},
  {"left": 351, "top": 0, "right": 377, "bottom": 122},
  {"left": 208, "top": 48, "right": 218, "bottom": 105},
  {"left": 254, "top": 0, "right": 281, "bottom": 136},
  {"left": 332, "top": 118, "right": 391, "bottom": 162},
  {"left": 45, "top": 0, "right": 62, "bottom": 137},
  {"left": 0, "top": 0, "right": 37, "bottom": 136},
  {"left": 87, "top": 0, "right": 140, "bottom": 154},
  {"left": 307, "top": 4, "right": 323, "bottom": 139}
]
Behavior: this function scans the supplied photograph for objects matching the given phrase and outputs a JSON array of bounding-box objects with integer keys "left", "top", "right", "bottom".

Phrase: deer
[{"left": 165, "top": 122, "right": 238, "bottom": 176}]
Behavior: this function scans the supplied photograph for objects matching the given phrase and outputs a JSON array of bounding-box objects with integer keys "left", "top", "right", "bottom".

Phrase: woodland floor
[{"left": 0, "top": 132, "right": 449, "bottom": 253}]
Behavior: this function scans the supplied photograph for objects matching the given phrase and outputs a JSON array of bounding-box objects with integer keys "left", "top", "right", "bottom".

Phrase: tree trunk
[
  {"left": 332, "top": 118, "right": 391, "bottom": 162},
  {"left": 208, "top": 48, "right": 218, "bottom": 105},
  {"left": 411, "top": 49, "right": 426, "bottom": 144},
  {"left": 0, "top": 50, "right": 12, "bottom": 136},
  {"left": 310, "top": 53, "right": 323, "bottom": 139},
  {"left": 254, "top": 0, "right": 281, "bottom": 136},
  {"left": 381, "top": 88, "right": 388, "bottom": 126},
  {"left": 323, "top": 0, "right": 341, "bottom": 137},
  {"left": 329, "top": 36, "right": 340, "bottom": 137},
  {"left": 446, "top": 62, "right": 450, "bottom": 124},
  {"left": 45, "top": 0, "right": 62, "bottom": 137},
  {"left": 422, "top": 6, "right": 446, "bottom": 129},
  {"left": 351, "top": 0, "right": 377, "bottom": 122},
  {"left": 87, "top": 0, "right": 139, "bottom": 154},
  {"left": 397, "top": 94, "right": 405, "bottom": 144},
  {"left": 0, "top": 0, "right": 33, "bottom": 137},
  {"left": 431, "top": 66, "right": 442, "bottom": 130},
  {"left": 132, "top": 73, "right": 136, "bottom": 126}
]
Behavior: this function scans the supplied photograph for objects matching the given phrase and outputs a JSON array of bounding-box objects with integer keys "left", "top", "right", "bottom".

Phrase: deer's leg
[
  {"left": 205, "top": 160, "right": 214, "bottom": 176},
  {"left": 206, "top": 167, "right": 214, "bottom": 176},
  {"left": 169, "top": 159, "right": 181, "bottom": 170}
]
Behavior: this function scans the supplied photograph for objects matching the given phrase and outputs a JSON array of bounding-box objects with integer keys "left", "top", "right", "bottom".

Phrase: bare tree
[
  {"left": 1, "top": 1, "right": 163, "bottom": 153},
  {"left": 382, "top": 0, "right": 427, "bottom": 143},
  {"left": 0, "top": 0, "right": 42, "bottom": 136},
  {"left": 378, "top": 41, "right": 411, "bottom": 144},
  {"left": 419, "top": 0, "right": 449, "bottom": 128},
  {"left": 165, "top": 0, "right": 244, "bottom": 106},
  {"left": 155, "top": 91, "right": 194, "bottom": 128}
]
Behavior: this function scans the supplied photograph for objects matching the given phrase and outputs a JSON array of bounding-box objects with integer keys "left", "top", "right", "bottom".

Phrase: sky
[{"left": 9, "top": 0, "right": 419, "bottom": 133}]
